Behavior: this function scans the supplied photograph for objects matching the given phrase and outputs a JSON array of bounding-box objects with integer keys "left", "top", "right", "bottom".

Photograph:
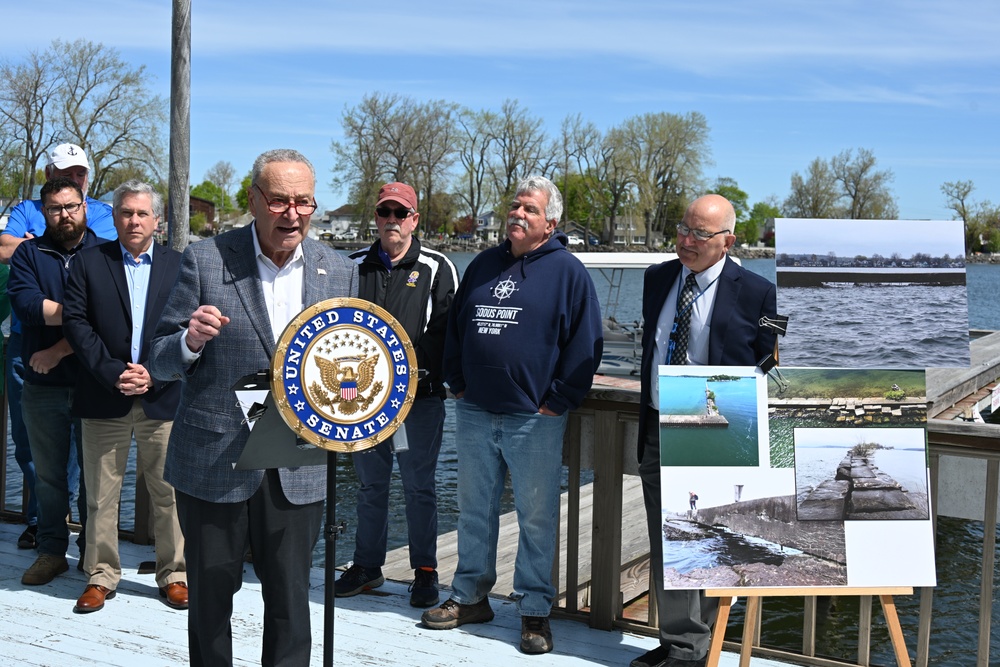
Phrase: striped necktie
[{"left": 670, "top": 273, "right": 699, "bottom": 365}]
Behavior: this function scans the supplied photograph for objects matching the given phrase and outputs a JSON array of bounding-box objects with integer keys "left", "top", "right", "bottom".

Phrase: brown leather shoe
[
  {"left": 74, "top": 584, "right": 115, "bottom": 613},
  {"left": 160, "top": 582, "right": 189, "bottom": 609}
]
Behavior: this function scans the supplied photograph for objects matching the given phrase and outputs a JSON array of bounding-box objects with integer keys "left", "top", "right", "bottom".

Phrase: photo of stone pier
[{"left": 794, "top": 428, "right": 930, "bottom": 521}]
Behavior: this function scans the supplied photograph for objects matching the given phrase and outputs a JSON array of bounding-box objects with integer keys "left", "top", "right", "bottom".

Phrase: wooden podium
[{"left": 704, "top": 587, "right": 914, "bottom": 667}]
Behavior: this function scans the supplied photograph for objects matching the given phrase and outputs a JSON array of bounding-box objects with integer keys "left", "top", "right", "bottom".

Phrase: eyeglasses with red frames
[{"left": 253, "top": 184, "right": 317, "bottom": 215}]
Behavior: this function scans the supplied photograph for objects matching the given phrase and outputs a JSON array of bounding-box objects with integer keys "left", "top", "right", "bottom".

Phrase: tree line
[{"left": 330, "top": 93, "right": 913, "bottom": 247}]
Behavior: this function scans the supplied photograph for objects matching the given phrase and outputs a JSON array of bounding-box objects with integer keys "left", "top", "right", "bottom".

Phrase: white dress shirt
[
  {"left": 180, "top": 223, "right": 306, "bottom": 363},
  {"left": 649, "top": 255, "right": 727, "bottom": 409}
]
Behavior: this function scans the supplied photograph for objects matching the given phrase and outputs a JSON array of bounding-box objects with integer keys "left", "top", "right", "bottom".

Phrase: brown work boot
[
  {"left": 421, "top": 597, "right": 494, "bottom": 629},
  {"left": 22, "top": 554, "right": 69, "bottom": 585},
  {"left": 520, "top": 616, "right": 553, "bottom": 654}
]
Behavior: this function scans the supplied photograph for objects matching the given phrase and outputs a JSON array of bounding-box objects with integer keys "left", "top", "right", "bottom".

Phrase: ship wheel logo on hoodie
[{"left": 492, "top": 275, "right": 519, "bottom": 303}]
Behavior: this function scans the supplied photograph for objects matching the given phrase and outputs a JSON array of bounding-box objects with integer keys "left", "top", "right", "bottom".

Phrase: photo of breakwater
[
  {"left": 793, "top": 428, "right": 930, "bottom": 521},
  {"left": 658, "top": 370, "right": 764, "bottom": 467}
]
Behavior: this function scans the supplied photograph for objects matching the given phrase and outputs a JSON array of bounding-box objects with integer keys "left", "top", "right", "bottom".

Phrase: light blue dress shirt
[{"left": 121, "top": 242, "right": 153, "bottom": 364}]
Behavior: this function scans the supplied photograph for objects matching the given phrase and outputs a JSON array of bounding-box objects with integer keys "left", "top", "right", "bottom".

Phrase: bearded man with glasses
[
  {"left": 338, "top": 182, "right": 457, "bottom": 607},
  {"left": 631, "top": 194, "right": 777, "bottom": 667},
  {"left": 9, "top": 177, "right": 108, "bottom": 586},
  {"left": 1, "top": 143, "right": 115, "bottom": 554}
]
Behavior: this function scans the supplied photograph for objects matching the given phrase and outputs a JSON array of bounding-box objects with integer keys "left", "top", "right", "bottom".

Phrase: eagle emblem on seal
[{"left": 309, "top": 354, "right": 384, "bottom": 415}]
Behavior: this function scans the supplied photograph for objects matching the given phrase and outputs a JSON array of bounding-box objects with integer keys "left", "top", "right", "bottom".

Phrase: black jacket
[
  {"left": 63, "top": 240, "right": 183, "bottom": 420},
  {"left": 349, "top": 237, "right": 458, "bottom": 397},
  {"left": 9, "top": 228, "right": 107, "bottom": 386}
]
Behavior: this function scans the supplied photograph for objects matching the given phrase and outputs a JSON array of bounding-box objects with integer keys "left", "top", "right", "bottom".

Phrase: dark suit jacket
[
  {"left": 148, "top": 225, "right": 358, "bottom": 505},
  {"left": 63, "top": 240, "right": 182, "bottom": 420},
  {"left": 637, "top": 255, "right": 777, "bottom": 462}
]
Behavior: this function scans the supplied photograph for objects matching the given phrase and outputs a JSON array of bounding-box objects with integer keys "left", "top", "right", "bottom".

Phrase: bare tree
[
  {"left": 941, "top": 180, "right": 1000, "bottom": 253},
  {"left": 831, "top": 148, "right": 897, "bottom": 219},
  {"left": 410, "top": 100, "right": 459, "bottom": 234},
  {"left": 0, "top": 49, "right": 58, "bottom": 199},
  {"left": 374, "top": 93, "right": 420, "bottom": 184},
  {"left": 455, "top": 108, "right": 496, "bottom": 222},
  {"left": 595, "top": 126, "right": 635, "bottom": 245},
  {"left": 486, "top": 99, "right": 549, "bottom": 210},
  {"left": 205, "top": 160, "right": 237, "bottom": 202},
  {"left": 942, "top": 180, "right": 975, "bottom": 224},
  {"left": 331, "top": 92, "right": 397, "bottom": 236},
  {"left": 53, "top": 39, "right": 168, "bottom": 197},
  {"left": 783, "top": 157, "right": 842, "bottom": 218}
]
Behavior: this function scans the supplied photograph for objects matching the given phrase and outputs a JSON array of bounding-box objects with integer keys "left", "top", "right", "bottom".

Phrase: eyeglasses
[
  {"left": 253, "top": 184, "right": 317, "bottom": 215},
  {"left": 376, "top": 206, "right": 413, "bottom": 220},
  {"left": 44, "top": 201, "right": 83, "bottom": 216},
  {"left": 677, "top": 223, "right": 730, "bottom": 241}
]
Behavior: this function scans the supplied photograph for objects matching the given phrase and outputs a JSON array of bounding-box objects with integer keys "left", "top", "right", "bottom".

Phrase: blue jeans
[
  {"left": 351, "top": 396, "right": 444, "bottom": 569},
  {"left": 21, "top": 382, "right": 86, "bottom": 557},
  {"left": 450, "top": 400, "right": 567, "bottom": 617},
  {"left": 5, "top": 334, "right": 81, "bottom": 527}
]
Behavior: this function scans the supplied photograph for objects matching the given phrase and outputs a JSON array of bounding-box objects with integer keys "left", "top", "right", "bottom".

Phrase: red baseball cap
[{"left": 376, "top": 182, "right": 417, "bottom": 211}]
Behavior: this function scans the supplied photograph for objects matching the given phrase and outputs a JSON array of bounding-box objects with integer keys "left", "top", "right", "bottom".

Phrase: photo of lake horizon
[{"left": 774, "top": 218, "right": 970, "bottom": 369}]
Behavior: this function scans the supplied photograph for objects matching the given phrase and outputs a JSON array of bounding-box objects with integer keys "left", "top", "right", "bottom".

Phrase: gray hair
[
  {"left": 515, "top": 175, "right": 563, "bottom": 223},
  {"left": 251, "top": 149, "right": 315, "bottom": 186},
  {"left": 113, "top": 179, "right": 163, "bottom": 218}
]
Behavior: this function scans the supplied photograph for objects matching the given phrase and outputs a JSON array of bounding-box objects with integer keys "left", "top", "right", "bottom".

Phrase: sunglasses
[{"left": 376, "top": 206, "right": 412, "bottom": 220}]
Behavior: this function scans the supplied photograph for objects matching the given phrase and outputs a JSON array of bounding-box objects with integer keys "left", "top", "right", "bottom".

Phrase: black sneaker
[
  {"left": 408, "top": 568, "right": 439, "bottom": 608},
  {"left": 520, "top": 616, "right": 553, "bottom": 654},
  {"left": 334, "top": 564, "right": 384, "bottom": 597},
  {"left": 421, "top": 597, "right": 494, "bottom": 629},
  {"left": 17, "top": 525, "right": 37, "bottom": 549}
]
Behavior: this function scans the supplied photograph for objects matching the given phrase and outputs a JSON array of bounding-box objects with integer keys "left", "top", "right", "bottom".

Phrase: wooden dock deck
[
  {"left": 379, "top": 477, "right": 650, "bottom": 611},
  {"left": 0, "top": 521, "right": 792, "bottom": 666}
]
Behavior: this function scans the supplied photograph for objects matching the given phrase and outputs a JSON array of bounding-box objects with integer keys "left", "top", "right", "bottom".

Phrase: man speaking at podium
[{"left": 149, "top": 149, "right": 358, "bottom": 667}]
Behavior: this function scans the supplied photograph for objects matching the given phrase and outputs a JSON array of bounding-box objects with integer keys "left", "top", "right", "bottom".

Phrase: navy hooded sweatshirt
[{"left": 443, "top": 231, "right": 603, "bottom": 415}]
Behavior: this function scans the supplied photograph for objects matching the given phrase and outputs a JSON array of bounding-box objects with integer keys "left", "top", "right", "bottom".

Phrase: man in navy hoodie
[{"left": 422, "top": 175, "right": 603, "bottom": 655}]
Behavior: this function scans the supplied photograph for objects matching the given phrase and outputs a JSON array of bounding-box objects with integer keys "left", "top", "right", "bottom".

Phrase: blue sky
[{"left": 4, "top": 0, "right": 998, "bottom": 219}]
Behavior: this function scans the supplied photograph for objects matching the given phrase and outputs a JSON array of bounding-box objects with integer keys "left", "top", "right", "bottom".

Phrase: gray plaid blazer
[{"left": 149, "top": 225, "right": 358, "bottom": 504}]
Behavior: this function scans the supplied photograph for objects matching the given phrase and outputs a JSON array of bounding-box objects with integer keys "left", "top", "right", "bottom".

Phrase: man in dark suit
[
  {"left": 149, "top": 149, "right": 358, "bottom": 667},
  {"left": 63, "top": 180, "right": 186, "bottom": 614},
  {"left": 631, "top": 194, "right": 776, "bottom": 667}
]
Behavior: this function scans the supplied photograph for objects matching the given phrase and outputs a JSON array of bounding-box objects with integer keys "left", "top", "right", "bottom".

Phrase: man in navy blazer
[
  {"left": 149, "top": 149, "right": 358, "bottom": 667},
  {"left": 63, "top": 180, "right": 186, "bottom": 615},
  {"left": 632, "top": 195, "right": 776, "bottom": 667}
]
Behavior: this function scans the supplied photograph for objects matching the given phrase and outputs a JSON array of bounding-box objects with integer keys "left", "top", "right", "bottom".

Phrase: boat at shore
[{"left": 577, "top": 252, "right": 677, "bottom": 376}]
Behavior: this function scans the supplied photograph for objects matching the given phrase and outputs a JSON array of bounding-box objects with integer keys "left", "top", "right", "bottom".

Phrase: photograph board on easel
[{"left": 657, "top": 365, "right": 936, "bottom": 590}]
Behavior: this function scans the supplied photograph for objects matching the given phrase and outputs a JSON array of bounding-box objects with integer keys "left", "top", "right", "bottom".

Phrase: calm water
[
  {"left": 659, "top": 376, "right": 761, "bottom": 466},
  {"left": 5, "top": 251, "right": 1000, "bottom": 665}
]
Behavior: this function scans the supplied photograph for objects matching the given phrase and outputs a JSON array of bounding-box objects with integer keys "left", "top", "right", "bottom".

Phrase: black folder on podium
[{"left": 233, "top": 372, "right": 327, "bottom": 470}]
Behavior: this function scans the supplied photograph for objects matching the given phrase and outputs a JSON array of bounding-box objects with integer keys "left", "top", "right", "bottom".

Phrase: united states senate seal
[{"left": 271, "top": 298, "right": 417, "bottom": 452}]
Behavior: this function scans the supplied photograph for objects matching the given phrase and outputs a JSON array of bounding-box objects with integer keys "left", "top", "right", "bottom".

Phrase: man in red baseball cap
[{"left": 339, "top": 181, "right": 457, "bottom": 608}]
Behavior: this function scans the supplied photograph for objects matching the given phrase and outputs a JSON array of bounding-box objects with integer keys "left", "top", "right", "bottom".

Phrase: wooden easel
[{"left": 704, "top": 587, "right": 914, "bottom": 667}]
